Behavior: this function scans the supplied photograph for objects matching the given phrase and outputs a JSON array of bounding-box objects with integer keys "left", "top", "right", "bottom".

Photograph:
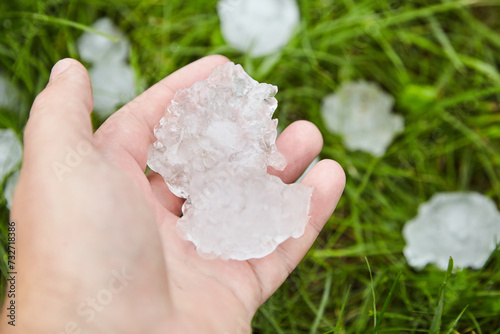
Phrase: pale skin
[{"left": 1, "top": 56, "right": 345, "bottom": 333}]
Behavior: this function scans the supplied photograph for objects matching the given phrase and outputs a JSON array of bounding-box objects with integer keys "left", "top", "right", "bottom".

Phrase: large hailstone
[
  {"left": 88, "top": 61, "right": 136, "bottom": 116},
  {"left": 217, "top": 0, "right": 300, "bottom": 57},
  {"left": 403, "top": 192, "right": 500, "bottom": 270},
  {"left": 148, "top": 62, "right": 313, "bottom": 260},
  {"left": 321, "top": 81, "right": 404, "bottom": 157},
  {"left": 0, "top": 129, "right": 22, "bottom": 183},
  {"left": 77, "top": 17, "right": 130, "bottom": 64},
  {"left": 77, "top": 18, "right": 136, "bottom": 117}
]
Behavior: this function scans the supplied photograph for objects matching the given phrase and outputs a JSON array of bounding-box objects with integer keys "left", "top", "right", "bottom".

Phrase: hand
[{"left": 1, "top": 56, "right": 345, "bottom": 333}]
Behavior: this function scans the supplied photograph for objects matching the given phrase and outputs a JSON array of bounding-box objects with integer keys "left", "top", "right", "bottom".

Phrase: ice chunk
[
  {"left": 77, "top": 17, "right": 130, "bottom": 64},
  {"left": 321, "top": 81, "right": 404, "bottom": 157},
  {"left": 179, "top": 167, "right": 312, "bottom": 260},
  {"left": 217, "top": 0, "right": 300, "bottom": 57},
  {"left": 77, "top": 18, "right": 136, "bottom": 117},
  {"left": 0, "top": 73, "right": 20, "bottom": 110},
  {"left": 89, "top": 61, "right": 136, "bottom": 117},
  {"left": 149, "top": 62, "right": 285, "bottom": 198},
  {"left": 148, "top": 62, "right": 312, "bottom": 260},
  {"left": 0, "top": 129, "right": 22, "bottom": 183},
  {"left": 403, "top": 192, "right": 500, "bottom": 270},
  {"left": 4, "top": 170, "right": 19, "bottom": 209}
]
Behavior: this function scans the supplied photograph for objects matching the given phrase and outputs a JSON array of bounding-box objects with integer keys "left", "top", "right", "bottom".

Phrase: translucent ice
[
  {"left": 89, "top": 61, "right": 136, "bottom": 117},
  {"left": 403, "top": 192, "right": 500, "bottom": 270},
  {"left": 149, "top": 62, "right": 285, "bottom": 198},
  {"left": 77, "top": 17, "right": 130, "bottom": 64},
  {"left": 0, "top": 128, "right": 22, "bottom": 182},
  {"left": 217, "top": 0, "right": 300, "bottom": 57},
  {"left": 321, "top": 81, "right": 404, "bottom": 157},
  {"left": 77, "top": 18, "right": 136, "bottom": 117},
  {"left": 148, "top": 62, "right": 313, "bottom": 260},
  {"left": 179, "top": 168, "right": 311, "bottom": 260}
]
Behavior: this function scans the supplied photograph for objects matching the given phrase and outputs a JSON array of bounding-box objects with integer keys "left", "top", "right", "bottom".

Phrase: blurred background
[{"left": 1, "top": 0, "right": 500, "bottom": 332}]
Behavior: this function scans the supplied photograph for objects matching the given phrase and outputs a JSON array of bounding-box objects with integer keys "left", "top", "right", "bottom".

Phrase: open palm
[{"left": 3, "top": 56, "right": 345, "bottom": 333}]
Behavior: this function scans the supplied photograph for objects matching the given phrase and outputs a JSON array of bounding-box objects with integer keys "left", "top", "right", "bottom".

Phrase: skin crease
[{"left": 0, "top": 56, "right": 346, "bottom": 333}]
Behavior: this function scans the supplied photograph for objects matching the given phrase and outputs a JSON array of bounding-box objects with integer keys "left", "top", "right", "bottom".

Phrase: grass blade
[
  {"left": 467, "top": 311, "right": 483, "bottom": 334},
  {"left": 365, "top": 257, "right": 377, "bottom": 329},
  {"left": 2, "top": 12, "right": 120, "bottom": 42},
  {"left": 430, "top": 257, "right": 454, "bottom": 334},
  {"left": 260, "top": 307, "right": 285, "bottom": 334},
  {"left": 334, "top": 285, "right": 351, "bottom": 334},
  {"left": 310, "top": 270, "right": 334, "bottom": 334},
  {"left": 372, "top": 272, "right": 401, "bottom": 334},
  {"left": 446, "top": 305, "right": 469, "bottom": 334},
  {"left": 428, "top": 16, "right": 464, "bottom": 71}
]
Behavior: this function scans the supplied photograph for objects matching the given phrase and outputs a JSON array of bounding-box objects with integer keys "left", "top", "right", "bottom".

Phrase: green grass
[{"left": 1, "top": 0, "right": 500, "bottom": 332}]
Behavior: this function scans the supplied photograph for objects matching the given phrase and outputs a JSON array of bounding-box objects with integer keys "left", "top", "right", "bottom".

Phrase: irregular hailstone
[
  {"left": 77, "top": 17, "right": 130, "bottom": 64},
  {"left": 0, "top": 129, "right": 22, "bottom": 183},
  {"left": 403, "top": 192, "right": 500, "bottom": 270},
  {"left": 88, "top": 61, "right": 136, "bottom": 117},
  {"left": 217, "top": 0, "right": 300, "bottom": 57},
  {"left": 181, "top": 168, "right": 311, "bottom": 260},
  {"left": 4, "top": 170, "right": 20, "bottom": 209},
  {"left": 321, "top": 81, "right": 404, "bottom": 157},
  {"left": 77, "top": 18, "right": 136, "bottom": 117},
  {"left": 148, "top": 62, "right": 313, "bottom": 260},
  {"left": 0, "top": 73, "right": 20, "bottom": 110}
]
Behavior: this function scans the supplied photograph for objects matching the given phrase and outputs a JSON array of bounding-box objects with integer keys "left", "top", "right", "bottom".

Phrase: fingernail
[{"left": 49, "top": 58, "right": 73, "bottom": 82}]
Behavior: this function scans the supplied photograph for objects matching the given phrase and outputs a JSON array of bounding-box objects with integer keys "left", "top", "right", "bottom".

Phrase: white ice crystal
[
  {"left": 0, "top": 129, "right": 22, "bottom": 183},
  {"left": 4, "top": 170, "right": 19, "bottom": 209},
  {"left": 217, "top": 0, "right": 300, "bottom": 57},
  {"left": 321, "top": 81, "right": 404, "bottom": 157},
  {"left": 77, "top": 17, "right": 130, "bottom": 64},
  {"left": 148, "top": 62, "right": 313, "bottom": 260},
  {"left": 0, "top": 73, "right": 20, "bottom": 110},
  {"left": 403, "top": 192, "right": 500, "bottom": 270},
  {"left": 77, "top": 17, "right": 136, "bottom": 117},
  {"left": 180, "top": 169, "right": 311, "bottom": 260},
  {"left": 89, "top": 61, "right": 136, "bottom": 116}
]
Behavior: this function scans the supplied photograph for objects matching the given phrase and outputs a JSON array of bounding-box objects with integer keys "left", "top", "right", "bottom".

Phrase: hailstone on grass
[
  {"left": 0, "top": 128, "right": 22, "bottom": 183},
  {"left": 148, "top": 62, "right": 313, "bottom": 260},
  {"left": 321, "top": 81, "right": 404, "bottom": 157},
  {"left": 403, "top": 192, "right": 500, "bottom": 270},
  {"left": 77, "top": 17, "right": 130, "bottom": 64},
  {"left": 0, "top": 73, "right": 20, "bottom": 111},
  {"left": 88, "top": 61, "right": 136, "bottom": 117},
  {"left": 4, "top": 170, "right": 19, "bottom": 210},
  {"left": 77, "top": 17, "right": 136, "bottom": 117},
  {"left": 217, "top": 0, "right": 300, "bottom": 57}
]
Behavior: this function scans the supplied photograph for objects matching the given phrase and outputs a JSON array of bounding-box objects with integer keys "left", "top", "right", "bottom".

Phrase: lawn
[{"left": 1, "top": 0, "right": 500, "bottom": 332}]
